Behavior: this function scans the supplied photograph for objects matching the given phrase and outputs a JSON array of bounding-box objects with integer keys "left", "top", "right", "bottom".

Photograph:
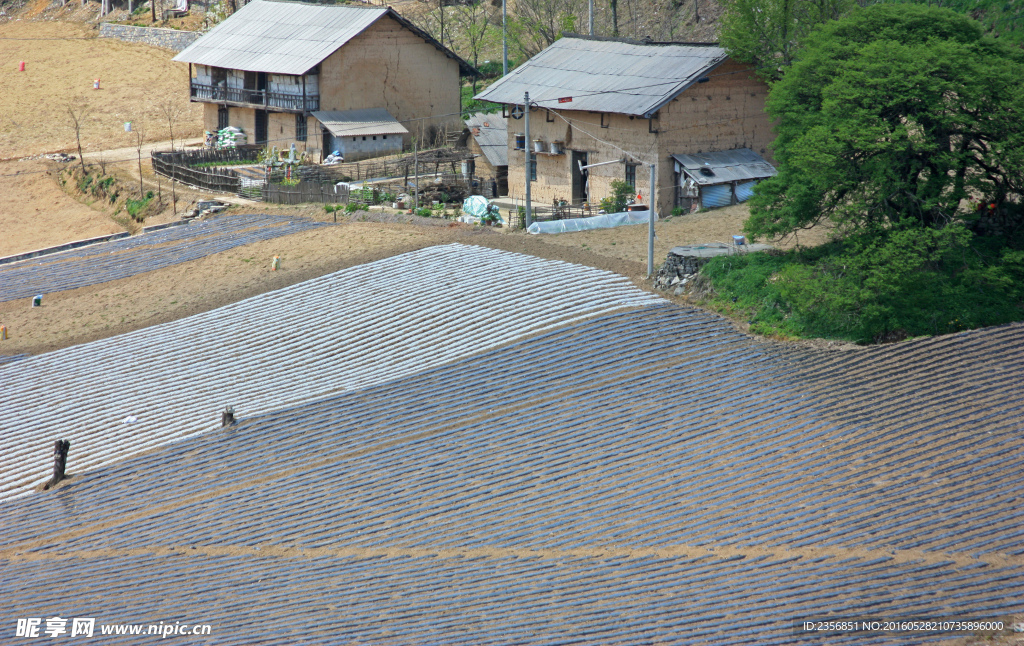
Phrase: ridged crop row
[
  {"left": 0, "top": 245, "right": 663, "bottom": 501},
  {"left": 1, "top": 248, "right": 1021, "bottom": 644},
  {"left": 0, "top": 214, "right": 329, "bottom": 303},
  {"left": 0, "top": 551, "right": 1019, "bottom": 644}
]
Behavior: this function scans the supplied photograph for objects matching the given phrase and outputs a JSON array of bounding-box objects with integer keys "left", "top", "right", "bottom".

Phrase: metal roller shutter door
[
  {"left": 735, "top": 180, "right": 758, "bottom": 203},
  {"left": 701, "top": 184, "right": 732, "bottom": 209}
]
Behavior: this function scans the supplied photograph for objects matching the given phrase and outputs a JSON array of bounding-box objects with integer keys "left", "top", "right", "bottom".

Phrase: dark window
[
  {"left": 625, "top": 164, "right": 637, "bottom": 189},
  {"left": 383, "top": 135, "right": 387, "bottom": 140},
  {"left": 255, "top": 109, "right": 268, "bottom": 145},
  {"left": 295, "top": 114, "right": 307, "bottom": 142},
  {"left": 217, "top": 106, "right": 229, "bottom": 130},
  {"left": 362, "top": 136, "right": 366, "bottom": 141},
  {"left": 211, "top": 67, "right": 227, "bottom": 86},
  {"left": 372, "top": 136, "right": 376, "bottom": 140},
  {"left": 515, "top": 134, "right": 525, "bottom": 150},
  {"left": 529, "top": 155, "right": 537, "bottom": 182}
]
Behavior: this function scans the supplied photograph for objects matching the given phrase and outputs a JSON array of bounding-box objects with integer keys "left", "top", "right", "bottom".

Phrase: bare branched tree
[
  {"left": 129, "top": 116, "right": 147, "bottom": 198},
  {"left": 66, "top": 100, "right": 92, "bottom": 176},
  {"left": 451, "top": 1, "right": 497, "bottom": 94},
  {"left": 508, "top": 0, "right": 587, "bottom": 58},
  {"left": 158, "top": 99, "right": 186, "bottom": 215},
  {"left": 159, "top": 98, "right": 186, "bottom": 152}
]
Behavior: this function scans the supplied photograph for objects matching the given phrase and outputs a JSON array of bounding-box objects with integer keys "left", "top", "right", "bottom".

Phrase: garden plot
[
  {"left": 0, "top": 244, "right": 663, "bottom": 501},
  {"left": 0, "top": 214, "right": 330, "bottom": 303},
  {"left": 0, "top": 307, "right": 1021, "bottom": 644}
]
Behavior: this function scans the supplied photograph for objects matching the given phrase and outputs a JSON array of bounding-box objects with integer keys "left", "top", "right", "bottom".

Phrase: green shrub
[
  {"left": 599, "top": 179, "right": 633, "bottom": 214},
  {"left": 671, "top": 206, "right": 686, "bottom": 217},
  {"left": 344, "top": 202, "right": 361, "bottom": 214},
  {"left": 414, "top": 207, "right": 432, "bottom": 218},
  {"left": 91, "top": 176, "right": 115, "bottom": 197},
  {"left": 698, "top": 226, "right": 1024, "bottom": 343},
  {"left": 125, "top": 196, "right": 152, "bottom": 221}
]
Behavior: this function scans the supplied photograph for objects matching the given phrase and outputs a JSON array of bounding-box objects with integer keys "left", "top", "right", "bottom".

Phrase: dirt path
[{"left": 74, "top": 136, "right": 204, "bottom": 166}]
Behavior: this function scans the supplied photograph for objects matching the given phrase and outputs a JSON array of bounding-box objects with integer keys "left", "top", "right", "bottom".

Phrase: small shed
[
  {"left": 312, "top": 108, "right": 409, "bottom": 162},
  {"left": 672, "top": 148, "right": 777, "bottom": 210},
  {"left": 463, "top": 112, "right": 508, "bottom": 196}
]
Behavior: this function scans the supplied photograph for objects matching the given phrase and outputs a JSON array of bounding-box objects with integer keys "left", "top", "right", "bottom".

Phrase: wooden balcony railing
[{"left": 190, "top": 82, "right": 320, "bottom": 112}]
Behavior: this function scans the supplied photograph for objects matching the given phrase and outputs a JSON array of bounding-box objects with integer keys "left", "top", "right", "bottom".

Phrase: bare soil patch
[
  {"left": 532, "top": 203, "right": 834, "bottom": 265},
  {"left": 0, "top": 159, "right": 125, "bottom": 257},
  {"left": 0, "top": 21, "right": 201, "bottom": 160}
]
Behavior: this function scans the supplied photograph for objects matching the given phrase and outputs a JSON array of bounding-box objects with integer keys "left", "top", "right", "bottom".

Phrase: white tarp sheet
[{"left": 527, "top": 210, "right": 656, "bottom": 234}]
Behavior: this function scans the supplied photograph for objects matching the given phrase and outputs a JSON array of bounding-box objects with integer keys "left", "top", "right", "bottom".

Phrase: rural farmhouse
[
  {"left": 173, "top": 0, "right": 475, "bottom": 160},
  {"left": 475, "top": 35, "right": 776, "bottom": 215}
]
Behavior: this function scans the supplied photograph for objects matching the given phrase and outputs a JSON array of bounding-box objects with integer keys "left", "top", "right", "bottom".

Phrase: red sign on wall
[{"left": 558, "top": 97, "right": 573, "bottom": 103}]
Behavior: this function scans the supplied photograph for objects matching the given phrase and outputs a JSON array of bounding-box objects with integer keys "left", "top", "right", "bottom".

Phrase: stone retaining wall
[
  {"left": 98, "top": 23, "right": 202, "bottom": 52},
  {"left": 655, "top": 252, "right": 712, "bottom": 294}
]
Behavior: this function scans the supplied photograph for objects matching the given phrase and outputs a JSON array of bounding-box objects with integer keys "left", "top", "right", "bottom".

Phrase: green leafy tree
[
  {"left": 722, "top": 0, "right": 1022, "bottom": 84},
  {"left": 746, "top": 4, "right": 1024, "bottom": 242},
  {"left": 720, "top": 0, "right": 854, "bottom": 82},
  {"left": 886, "top": 0, "right": 1024, "bottom": 47}
]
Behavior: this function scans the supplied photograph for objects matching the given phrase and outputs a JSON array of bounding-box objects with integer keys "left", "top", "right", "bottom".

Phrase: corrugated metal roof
[
  {"left": 672, "top": 148, "right": 777, "bottom": 185},
  {"left": 174, "top": 0, "right": 476, "bottom": 76},
  {"left": 464, "top": 112, "right": 508, "bottom": 167},
  {"left": 312, "top": 108, "right": 409, "bottom": 137},
  {"left": 474, "top": 35, "right": 728, "bottom": 117}
]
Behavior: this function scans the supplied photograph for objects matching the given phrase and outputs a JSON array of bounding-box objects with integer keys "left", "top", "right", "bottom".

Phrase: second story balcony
[{"left": 190, "top": 81, "right": 320, "bottom": 113}]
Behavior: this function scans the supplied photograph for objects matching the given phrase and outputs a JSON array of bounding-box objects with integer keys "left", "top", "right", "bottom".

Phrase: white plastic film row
[{"left": 0, "top": 244, "right": 664, "bottom": 501}]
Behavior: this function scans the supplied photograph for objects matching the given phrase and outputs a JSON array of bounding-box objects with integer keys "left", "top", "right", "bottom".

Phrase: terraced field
[
  {"left": 0, "top": 245, "right": 1020, "bottom": 644},
  {"left": 0, "top": 214, "right": 330, "bottom": 303}
]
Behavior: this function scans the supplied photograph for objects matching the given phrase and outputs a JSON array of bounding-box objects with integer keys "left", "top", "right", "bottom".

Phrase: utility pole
[
  {"left": 648, "top": 163, "right": 657, "bottom": 277},
  {"left": 524, "top": 92, "right": 532, "bottom": 228},
  {"left": 589, "top": 0, "right": 594, "bottom": 35},
  {"left": 502, "top": 0, "right": 508, "bottom": 76},
  {"left": 413, "top": 135, "right": 419, "bottom": 209}
]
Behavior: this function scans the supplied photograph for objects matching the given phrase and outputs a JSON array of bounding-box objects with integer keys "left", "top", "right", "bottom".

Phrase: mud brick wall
[
  {"left": 506, "top": 58, "right": 772, "bottom": 216},
  {"left": 319, "top": 14, "right": 462, "bottom": 151}
]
